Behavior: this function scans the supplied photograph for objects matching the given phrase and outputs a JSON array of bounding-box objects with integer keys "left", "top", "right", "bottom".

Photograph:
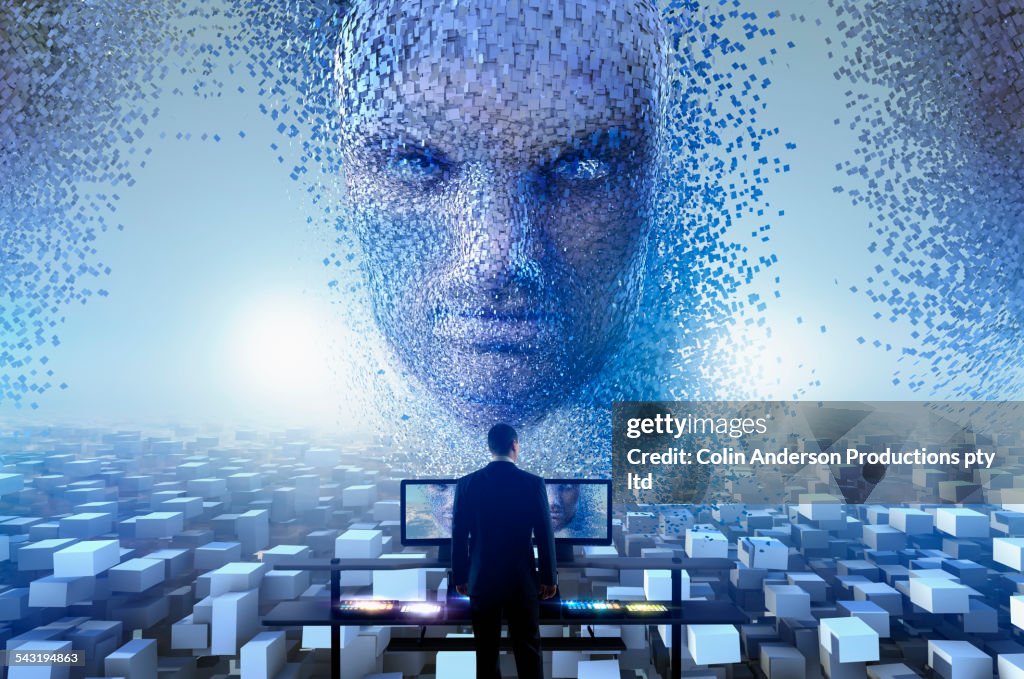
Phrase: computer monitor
[
  {"left": 401, "top": 479, "right": 456, "bottom": 546},
  {"left": 400, "top": 478, "right": 612, "bottom": 547}
]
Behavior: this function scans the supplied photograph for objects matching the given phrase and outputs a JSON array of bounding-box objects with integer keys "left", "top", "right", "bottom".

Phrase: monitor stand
[{"left": 555, "top": 543, "right": 575, "bottom": 564}]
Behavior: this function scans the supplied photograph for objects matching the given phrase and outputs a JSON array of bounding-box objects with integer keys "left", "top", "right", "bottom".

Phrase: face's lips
[{"left": 433, "top": 309, "right": 562, "bottom": 352}]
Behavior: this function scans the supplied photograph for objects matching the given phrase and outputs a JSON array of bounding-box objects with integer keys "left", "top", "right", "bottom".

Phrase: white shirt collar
[{"left": 491, "top": 455, "right": 515, "bottom": 463}]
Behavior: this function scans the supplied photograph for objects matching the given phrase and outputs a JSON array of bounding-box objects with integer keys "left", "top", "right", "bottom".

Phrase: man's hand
[
  {"left": 539, "top": 584, "right": 557, "bottom": 600},
  {"left": 455, "top": 584, "right": 468, "bottom": 596}
]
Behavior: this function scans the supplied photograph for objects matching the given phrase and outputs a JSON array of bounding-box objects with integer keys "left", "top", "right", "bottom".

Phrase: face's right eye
[{"left": 385, "top": 149, "right": 447, "bottom": 183}]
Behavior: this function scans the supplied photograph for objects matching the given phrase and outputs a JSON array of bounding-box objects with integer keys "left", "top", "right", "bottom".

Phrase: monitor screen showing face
[
  {"left": 403, "top": 481, "right": 456, "bottom": 543},
  {"left": 545, "top": 481, "right": 610, "bottom": 541},
  {"left": 401, "top": 479, "right": 611, "bottom": 545}
]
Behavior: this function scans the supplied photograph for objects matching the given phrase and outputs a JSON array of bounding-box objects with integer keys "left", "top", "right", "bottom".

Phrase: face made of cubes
[
  {"left": 547, "top": 482, "right": 580, "bottom": 532},
  {"left": 426, "top": 483, "right": 455, "bottom": 535},
  {"left": 335, "top": 0, "right": 665, "bottom": 423}
]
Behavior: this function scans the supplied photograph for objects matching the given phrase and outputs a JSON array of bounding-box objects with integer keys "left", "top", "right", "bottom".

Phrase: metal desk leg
[
  {"left": 331, "top": 558, "right": 341, "bottom": 678},
  {"left": 671, "top": 567, "right": 681, "bottom": 679}
]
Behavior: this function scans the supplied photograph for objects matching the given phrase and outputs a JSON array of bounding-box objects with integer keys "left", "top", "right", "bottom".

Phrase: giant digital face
[{"left": 335, "top": 0, "right": 665, "bottom": 422}]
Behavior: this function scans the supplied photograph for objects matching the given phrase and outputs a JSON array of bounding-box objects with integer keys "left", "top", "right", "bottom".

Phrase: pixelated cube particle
[
  {"left": 161, "top": 496, "right": 203, "bottom": 518},
  {"left": 993, "top": 538, "right": 1024, "bottom": 570},
  {"left": 0, "top": 588, "right": 29, "bottom": 621},
  {"left": 788, "top": 572, "right": 828, "bottom": 601},
  {"left": 644, "top": 569, "right": 689, "bottom": 601},
  {"left": 342, "top": 484, "right": 377, "bottom": 508},
  {"left": 927, "top": 640, "right": 991, "bottom": 679},
  {"left": 262, "top": 570, "right": 310, "bottom": 601},
  {"left": 171, "top": 614, "right": 208, "bottom": 650},
  {"left": 105, "top": 638, "right": 157, "bottom": 679},
  {"left": 760, "top": 645, "right": 807, "bottom": 679},
  {"left": 109, "top": 557, "right": 164, "bottom": 592},
  {"left": 819, "top": 617, "right": 880, "bottom": 663},
  {"left": 260, "top": 544, "right": 310, "bottom": 566},
  {"left": 17, "top": 538, "right": 78, "bottom": 571},
  {"left": 207, "top": 561, "right": 269, "bottom": 596},
  {"left": 1010, "top": 595, "right": 1024, "bottom": 630},
  {"left": 374, "top": 554, "right": 428, "bottom": 600},
  {"left": 0, "top": 473, "right": 24, "bottom": 496},
  {"left": 685, "top": 528, "right": 728, "bottom": 558},
  {"left": 712, "top": 504, "right": 744, "bottom": 524},
  {"left": 146, "top": 548, "right": 191, "bottom": 577},
  {"left": 738, "top": 537, "right": 788, "bottom": 570},
  {"left": 302, "top": 625, "right": 357, "bottom": 649},
  {"left": 838, "top": 600, "right": 889, "bottom": 637},
  {"left": 373, "top": 500, "right": 401, "bottom": 522},
  {"left": 935, "top": 508, "right": 988, "bottom": 538},
  {"left": 194, "top": 542, "right": 242, "bottom": 570},
  {"left": 863, "top": 525, "right": 906, "bottom": 551},
  {"left": 867, "top": 663, "right": 924, "bottom": 679},
  {"left": 688, "top": 625, "right": 741, "bottom": 665},
  {"left": 908, "top": 578, "right": 970, "bottom": 614},
  {"left": 336, "top": 529, "right": 383, "bottom": 559},
  {"left": 133, "top": 511, "right": 185, "bottom": 539},
  {"left": 998, "top": 654, "right": 1024, "bottom": 679},
  {"left": 188, "top": 478, "right": 227, "bottom": 498},
  {"left": 991, "top": 511, "right": 1024, "bottom": 534},
  {"left": 227, "top": 473, "right": 261, "bottom": 491},
  {"left": 210, "top": 589, "right": 260, "bottom": 656},
  {"left": 58, "top": 512, "right": 112, "bottom": 539},
  {"left": 576, "top": 659, "right": 620, "bottom": 679},
  {"left": 625, "top": 512, "right": 658, "bottom": 533},
  {"left": 764, "top": 584, "right": 811, "bottom": 619},
  {"left": 240, "top": 631, "right": 287, "bottom": 679},
  {"left": 798, "top": 495, "right": 843, "bottom": 522},
  {"left": 52, "top": 539, "right": 119, "bottom": 577}
]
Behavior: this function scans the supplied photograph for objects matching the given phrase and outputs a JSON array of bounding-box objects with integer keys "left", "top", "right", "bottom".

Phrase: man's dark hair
[{"left": 487, "top": 423, "right": 518, "bottom": 456}]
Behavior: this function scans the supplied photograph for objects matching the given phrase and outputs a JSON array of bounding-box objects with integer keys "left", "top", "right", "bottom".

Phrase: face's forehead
[{"left": 336, "top": 0, "right": 665, "bottom": 161}]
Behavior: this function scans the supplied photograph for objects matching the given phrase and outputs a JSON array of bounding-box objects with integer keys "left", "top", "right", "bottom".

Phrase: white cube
[
  {"left": 687, "top": 624, "right": 740, "bottom": 665},
  {"left": 889, "top": 508, "right": 933, "bottom": 534},
  {"left": 909, "top": 578, "right": 970, "bottom": 614},
  {"left": 685, "top": 529, "right": 728, "bottom": 558},
  {"left": 927, "top": 640, "right": 991, "bottom": 679},
  {"left": 764, "top": 584, "right": 811, "bottom": 619},
  {"left": 738, "top": 537, "right": 788, "bottom": 570},
  {"left": 336, "top": 530, "right": 382, "bottom": 559},
  {"left": 577, "top": 659, "right": 621, "bottom": 679},
  {"left": 240, "top": 631, "right": 287, "bottom": 679},
  {"left": 819, "top": 617, "right": 880, "bottom": 663},
  {"left": 644, "top": 569, "right": 689, "bottom": 601},
  {"left": 998, "top": 654, "right": 1024, "bottom": 679},
  {"left": 935, "top": 508, "right": 988, "bottom": 538},
  {"left": 53, "top": 540, "right": 120, "bottom": 577},
  {"left": 994, "top": 538, "right": 1024, "bottom": 571},
  {"left": 1010, "top": 595, "right": 1024, "bottom": 630}
]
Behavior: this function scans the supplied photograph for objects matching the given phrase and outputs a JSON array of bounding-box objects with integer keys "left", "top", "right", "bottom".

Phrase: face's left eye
[
  {"left": 549, "top": 155, "right": 612, "bottom": 182},
  {"left": 386, "top": 150, "right": 447, "bottom": 182}
]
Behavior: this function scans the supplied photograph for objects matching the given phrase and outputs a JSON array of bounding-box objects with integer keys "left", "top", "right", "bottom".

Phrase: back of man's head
[{"left": 487, "top": 423, "right": 518, "bottom": 456}]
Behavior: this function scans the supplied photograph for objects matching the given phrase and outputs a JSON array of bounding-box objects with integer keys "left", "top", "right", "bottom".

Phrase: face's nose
[{"left": 445, "top": 163, "right": 543, "bottom": 293}]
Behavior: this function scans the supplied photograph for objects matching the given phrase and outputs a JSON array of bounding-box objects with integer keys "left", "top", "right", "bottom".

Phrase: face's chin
[{"left": 402, "top": 334, "right": 583, "bottom": 424}]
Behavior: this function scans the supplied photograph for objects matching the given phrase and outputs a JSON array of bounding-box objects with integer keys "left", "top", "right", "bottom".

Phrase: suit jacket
[{"left": 451, "top": 460, "right": 557, "bottom": 598}]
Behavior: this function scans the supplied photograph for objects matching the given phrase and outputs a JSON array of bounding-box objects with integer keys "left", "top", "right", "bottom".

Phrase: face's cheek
[
  {"left": 343, "top": 160, "right": 453, "bottom": 355},
  {"left": 543, "top": 167, "right": 653, "bottom": 356}
]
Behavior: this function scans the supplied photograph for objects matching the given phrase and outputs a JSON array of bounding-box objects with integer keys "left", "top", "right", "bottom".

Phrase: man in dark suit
[{"left": 452, "top": 423, "right": 558, "bottom": 679}]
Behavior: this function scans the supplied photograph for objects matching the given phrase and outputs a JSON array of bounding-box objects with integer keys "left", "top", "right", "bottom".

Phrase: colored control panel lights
[
  {"left": 401, "top": 603, "right": 443, "bottom": 615},
  {"left": 625, "top": 603, "right": 668, "bottom": 613},
  {"left": 336, "top": 600, "right": 397, "bottom": 613},
  {"left": 563, "top": 600, "right": 623, "bottom": 612}
]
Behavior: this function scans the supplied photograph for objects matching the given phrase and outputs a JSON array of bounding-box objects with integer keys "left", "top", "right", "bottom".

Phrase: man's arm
[
  {"left": 534, "top": 477, "right": 557, "bottom": 597},
  {"left": 451, "top": 478, "right": 470, "bottom": 594}
]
